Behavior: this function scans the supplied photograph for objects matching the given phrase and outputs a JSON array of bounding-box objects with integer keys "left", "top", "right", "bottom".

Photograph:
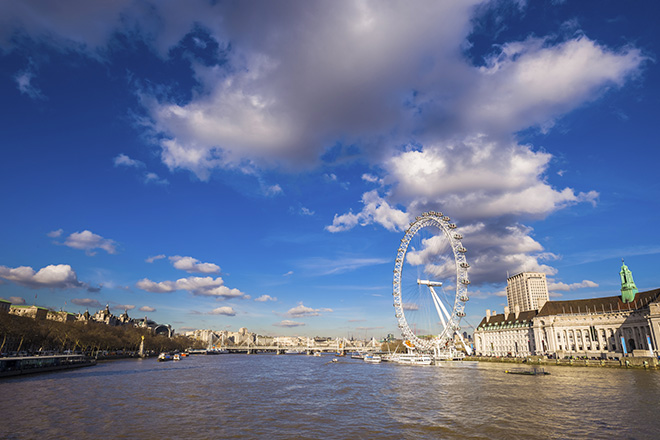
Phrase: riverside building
[
  {"left": 506, "top": 272, "right": 549, "bottom": 312},
  {"left": 474, "top": 262, "right": 660, "bottom": 359}
]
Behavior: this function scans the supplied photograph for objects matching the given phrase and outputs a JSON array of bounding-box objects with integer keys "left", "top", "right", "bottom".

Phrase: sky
[{"left": 1, "top": 0, "right": 659, "bottom": 339}]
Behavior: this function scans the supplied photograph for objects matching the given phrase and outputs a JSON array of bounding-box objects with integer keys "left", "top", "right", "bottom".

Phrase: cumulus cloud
[
  {"left": 144, "top": 172, "right": 169, "bottom": 185},
  {"left": 255, "top": 295, "right": 277, "bottom": 302},
  {"left": 548, "top": 279, "right": 599, "bottom": 292},
  {"left": 209, "top": 306, "right": 236, "bottom": 316},
  {"left": 47, "top": 229, "right": 63, "bottom": 238},
  {"left": 71, "top": 298, "right": 102, "bottom": 308},
  {"left": 136, "top": 275, "right": 248, "bottom": 299},
  {"left": 327, "top": 190, "right": 411, "bottom": 233},
  {"left": 169, "top": 255, "right": 220, "bottom": 274},
  {"left": 1, "top": 1, "right": 646, "bottom": 287},
  {"left": 274, "top": 320, "right": 306, "bottom": 328},
  {"left": 113, "top": 153, "right": 143, "bottom": 168},
  {"left": 286, "top": 302, "right": 332, "bottom": 318},
  {"left": 0, "top": 264, "right": 83, "bottom": 289},
  {"left": 62, "top": 230, "right": 118, "bottom": 255},
  {"left": 111, "top": 304, "right": 135, "bottom": 311},
  {"left": 139, "top": 306, "right": 156, "bottom": 312}
]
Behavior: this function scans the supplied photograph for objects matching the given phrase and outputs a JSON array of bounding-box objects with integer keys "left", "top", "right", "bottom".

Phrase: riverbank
[
  {"left": 465, "top": 355, "right": 659, "bottom": 369},
  {"left": 0, "top": 355, "right": 96, "bottom": 378}
]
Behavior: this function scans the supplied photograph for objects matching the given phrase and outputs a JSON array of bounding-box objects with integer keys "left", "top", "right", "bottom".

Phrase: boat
[
  {"left": 313, "top": 352, "right": 322, "bottom": 357},
  {"left": 186, "top": 349, "right": 208, "bottom": 355},
  {"left": 351, "top": 352, "right": 364, "bottom": 359},
  {"left": 0, "top": 355, "right": 96, "bottom": 378},
  {"left": 173, "top": 354, "right": 181, "bottom": 361},
  {"left": 364, "top": 354, "right": 382, "bottom": 364},
  {"left": 505, "top": 368, "right": 550, "bottom": 376},
  {"left": 331, "top": 358, "right": 338, "bottom": 363},
  {"left": 158, "top": 352, "right": 172, "bottom": 362},
  {"left": 393, "top": 353, "right": 433, "bottom": 365}
]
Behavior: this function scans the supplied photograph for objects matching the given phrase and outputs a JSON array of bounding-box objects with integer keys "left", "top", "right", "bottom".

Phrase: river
[{"left": 2, "top": 354, "right": 658, "bottom": 439}]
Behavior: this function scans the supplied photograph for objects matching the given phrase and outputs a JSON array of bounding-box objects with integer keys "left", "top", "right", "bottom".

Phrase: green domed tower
[{"left": 620, "top": 259, "right": 638, "bottom": 303}]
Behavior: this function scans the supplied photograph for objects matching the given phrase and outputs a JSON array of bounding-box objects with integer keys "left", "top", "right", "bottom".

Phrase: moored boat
[
  {"left": 363, "top": 354, "right": 382, "bottom": 363},
  {"left": 0, "top": 355, "right": 96, "bottom": 378},
  {"left": 158, "top": 352, "right": 172, "bottom": 362},
  {"left": 505, "top": 368, "right": 550, "bottom": 376},
  {"left": 393, "top": 353, "right": 433, "bottom": 365}
]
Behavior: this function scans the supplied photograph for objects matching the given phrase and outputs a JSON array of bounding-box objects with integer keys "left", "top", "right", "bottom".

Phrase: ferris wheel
[{"left": 392, "top": 211, "right": 470, "bottom": 353}]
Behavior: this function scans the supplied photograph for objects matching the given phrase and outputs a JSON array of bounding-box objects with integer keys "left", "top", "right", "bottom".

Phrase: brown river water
[{"left": 1, "top": 354, "right": 658, "bottom": 439}]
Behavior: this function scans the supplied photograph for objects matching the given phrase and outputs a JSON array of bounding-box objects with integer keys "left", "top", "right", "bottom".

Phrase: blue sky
[{"left": 1, "top": 0, "right": 658, "bottom": 338}]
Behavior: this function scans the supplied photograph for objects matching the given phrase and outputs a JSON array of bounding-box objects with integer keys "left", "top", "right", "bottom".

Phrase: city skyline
[{"left": 1, "top": 1, "right": 659, "bottom": 338}]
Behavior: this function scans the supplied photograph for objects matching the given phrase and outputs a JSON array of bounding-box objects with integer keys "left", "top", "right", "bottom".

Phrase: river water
[{"left": 2, "top": 354, "right": 659, "bottom": 439}]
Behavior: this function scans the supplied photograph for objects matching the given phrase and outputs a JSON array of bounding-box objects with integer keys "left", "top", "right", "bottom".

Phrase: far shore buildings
[
  {"left": 2, "top": 301, "right": 173, "bottom": 337},
  {"left": 474, "top": 262, "right": 660, "bottom": 359}
]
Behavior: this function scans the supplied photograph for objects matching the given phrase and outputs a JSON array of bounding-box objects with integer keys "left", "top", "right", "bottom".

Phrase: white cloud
[
  {"left": 283, "top": 271, "right": 293, "bottom": 277},
  {"left": 136, "top": 275, "right": 248, "bottom": 299},
  {"left": 326, "top": 190, "right": 410, "bottom": 233},
  {"left": 265, "top": 184, "right": 283, "bottom": 196},
  {"left": 255, "top": 295, "right": 277, "bottom": 302},
  {"left": 113, "top": 153, "right": 144, "bottom": 168},
  {"left": 146, "top": 254, "right": 166, "bottom": 263},
  {"left": 0, "top": 264, "right": 83, "bottom": 289},
  {"left": 8, "top": 296, "right": 26, "bottom": 305},
  {"left": 274, "top": 320, "right": 306, "bottom": 328},
  {"left": 548, "top": 279, "right": 599, "bottom": 292},
  {"left": 47, "top": 229, "right": 63, "bottom": 238},
  {"left": 144, "top": 172, "right": 169, "bottom": 185},
  {"left": 298, "top": 256, "right": 390, "bottom": 276},
  {"left": 14, "top": 67, "right": 45, "bottom": 100},
  {"left": 209, "top": 306, "right": 236, "bottom": 316},
  {"left": 135, "top": 278, "right": 176, "bottom": 293},
  {"left": 169, "top": 255, "right": 220, "bottom": 274},
  {"left": 139, "top": 306, "right": 156, "bottom": 312},
  {"left": 471, "top": 36, "right": 645, "bottom": 135},
  {"left": 111, "top": 304, "right": 135, "bottom": 311},
  {"left": 71, "top": 298, "right": 102, "bottom": 308},
  {"left": 402, "top": 303, "right": 419, "bottom": 311},
  {"left": 1, "top": 2, "right": 647, "bottom": 287},
  {"left": 286, "top": 302, "right": 332, "bottom": 318},
  {"left": 63, "top": 230, "right": 118, "bottom": 255}
]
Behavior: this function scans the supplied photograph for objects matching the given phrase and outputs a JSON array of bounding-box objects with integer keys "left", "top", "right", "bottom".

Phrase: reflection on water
[{"left": 2, "top": 356, "right": 659, "bottom": 439}]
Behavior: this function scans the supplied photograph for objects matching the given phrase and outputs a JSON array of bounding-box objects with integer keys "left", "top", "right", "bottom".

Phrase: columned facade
[{"left": 474, "top": 288, "right": 660, "bottom": 358}]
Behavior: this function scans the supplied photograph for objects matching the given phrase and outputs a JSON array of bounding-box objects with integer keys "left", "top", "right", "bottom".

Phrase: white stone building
[
  {"left": 475, "top": 263, "right": 660, "bottom": 359},
  {"left": 506, "top": 272, "right": 549, "bottom": 313}
]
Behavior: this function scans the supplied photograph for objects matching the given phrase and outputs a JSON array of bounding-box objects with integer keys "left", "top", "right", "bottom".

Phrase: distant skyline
[{"left": 1, "top": 1, "right": 659, "bottom": 338}]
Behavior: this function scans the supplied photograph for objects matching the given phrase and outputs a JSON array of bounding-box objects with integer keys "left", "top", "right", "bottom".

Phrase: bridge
[{"left": 200, "top": 337, "right": 381, "bottom": 355}]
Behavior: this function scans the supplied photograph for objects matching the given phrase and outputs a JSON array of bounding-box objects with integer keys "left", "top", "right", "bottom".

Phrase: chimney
[
  {"left": 485, "top": 309, "right": 491, "bottom": 322},
  {"left": 514, "top": 305, "right": 520, "bottom": 320}
]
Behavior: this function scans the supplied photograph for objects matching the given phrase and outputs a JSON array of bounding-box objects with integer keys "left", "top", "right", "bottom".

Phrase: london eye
[{"left": 392, "top": 211, "right": 470, "bottom": 354}]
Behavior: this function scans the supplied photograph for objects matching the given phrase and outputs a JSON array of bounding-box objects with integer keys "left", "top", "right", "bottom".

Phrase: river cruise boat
[
  {"left": 0, "top": 355, "right": 96, "bottom": 378},
  {"left": 363, "top": 354, "right": 382, "bottom": 363},
  {"left": 392, "top": 353, "right": 433, "bottom": 365}
]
